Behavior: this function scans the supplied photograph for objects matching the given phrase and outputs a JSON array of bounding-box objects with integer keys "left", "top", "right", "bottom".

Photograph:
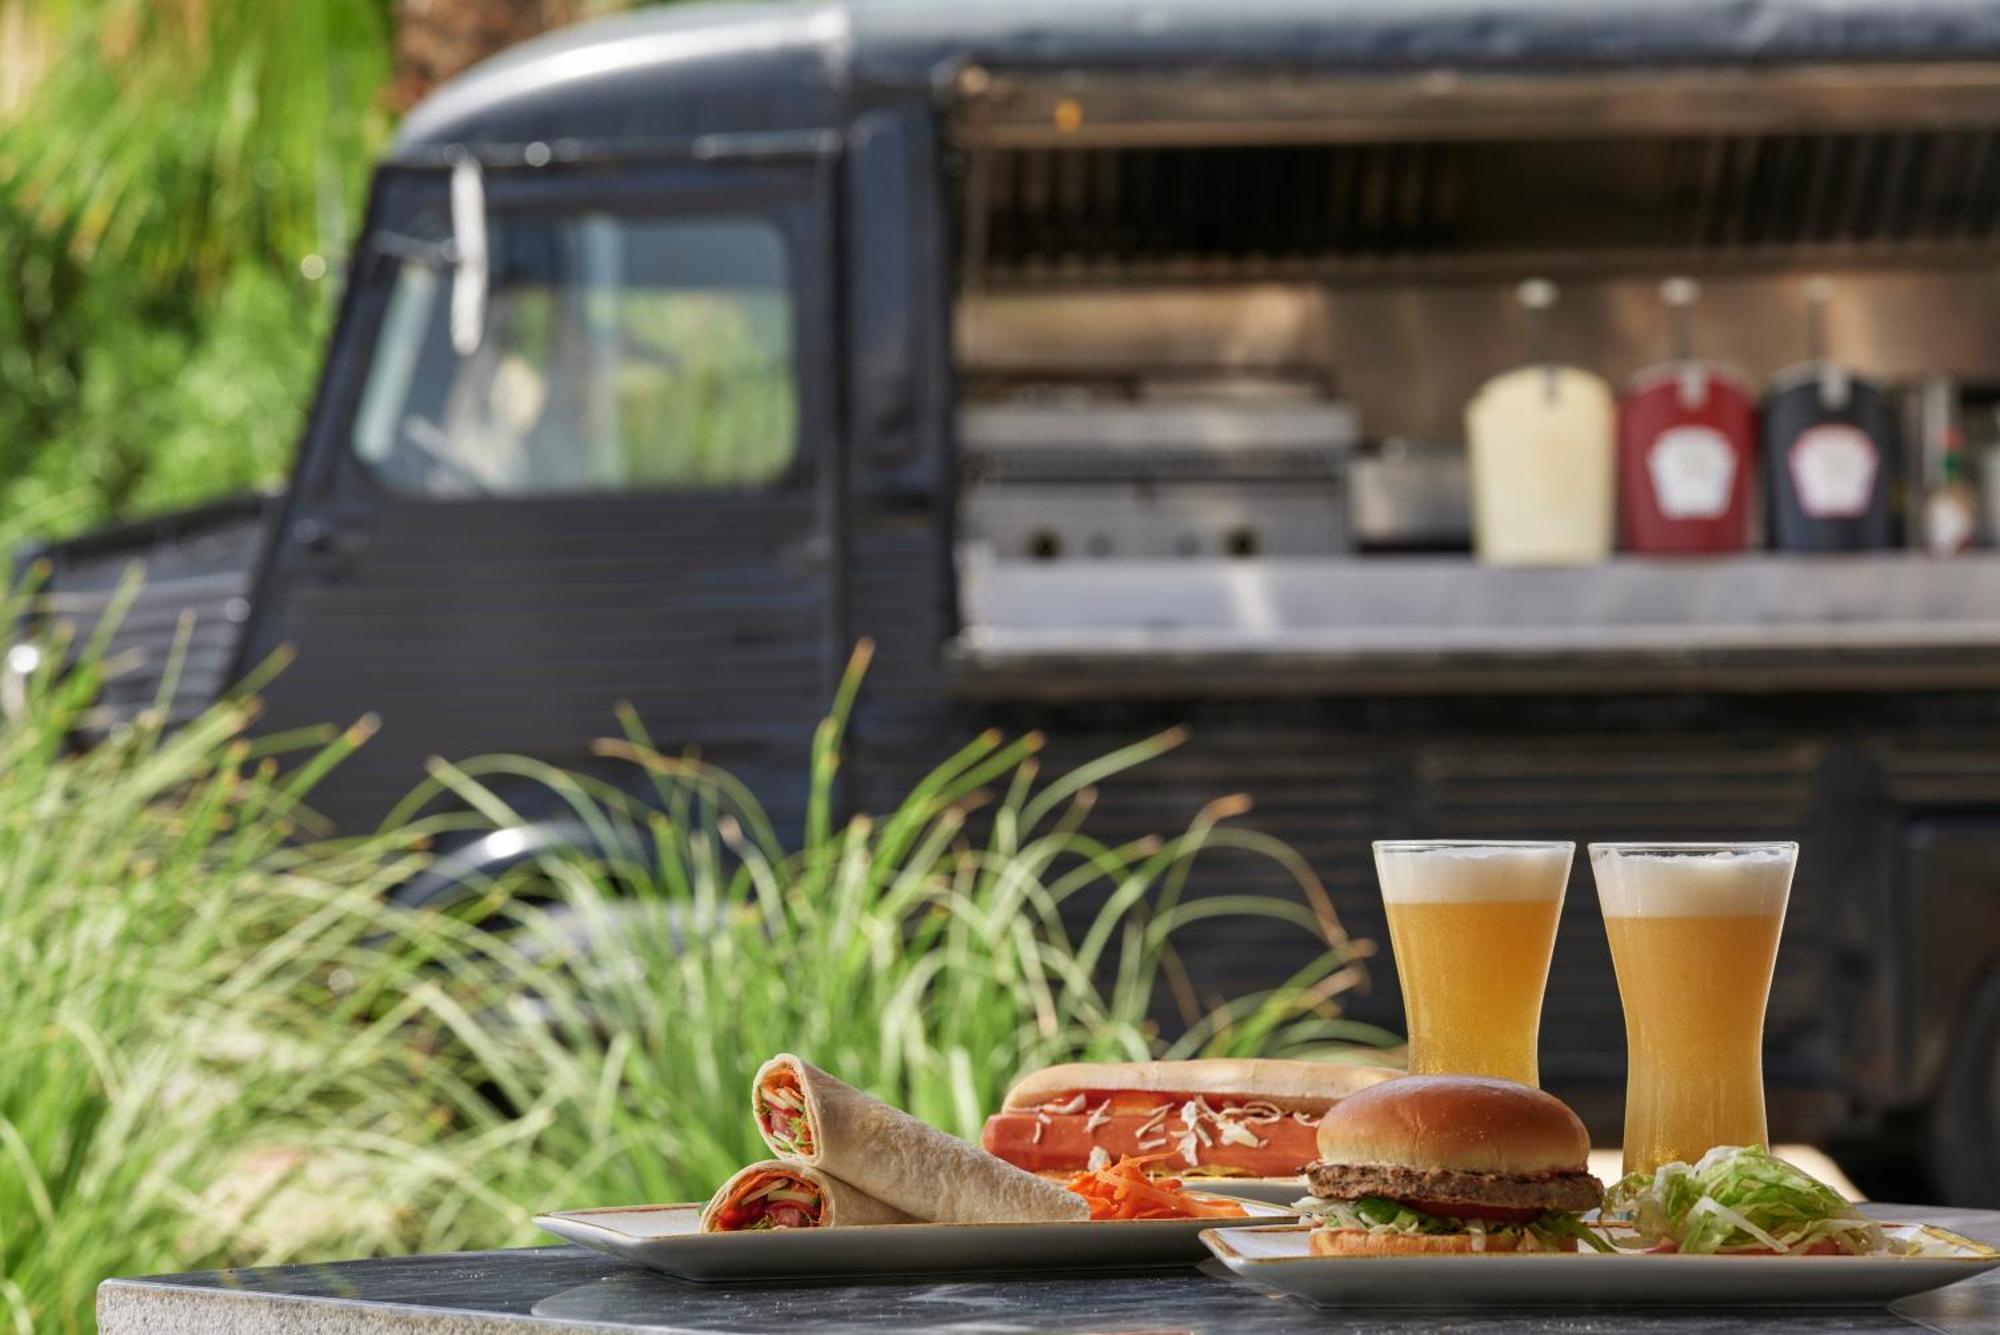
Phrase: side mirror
[{"left": 449, "top": 152, "right": 488, "bottom": 356}]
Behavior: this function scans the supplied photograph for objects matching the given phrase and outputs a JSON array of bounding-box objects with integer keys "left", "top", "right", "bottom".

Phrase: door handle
[
  {"left": 293, "top": 518, "right": 334, "bottom": 554},
  {"left": 292, "top": 517, "right": 366, "bottom": 561}
]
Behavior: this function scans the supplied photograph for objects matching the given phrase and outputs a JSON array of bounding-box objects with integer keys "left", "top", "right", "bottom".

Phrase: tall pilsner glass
[
  {"left": 1590, "top": 842, "right": 1797, "bottom": 1177},
  {"left": 1374, "top": 840, "right": 1573, "bottom": 1087}
]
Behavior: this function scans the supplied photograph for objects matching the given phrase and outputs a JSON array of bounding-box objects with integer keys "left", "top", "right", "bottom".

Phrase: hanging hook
[
  {"left": 1803, "top": 275, "right": 1832, "bottom": 363},
  {"left": 1804, "top": 276, "right": 1847, "bottom": 410},
  {"left": 1661, "top": 277, "right": 1707, "bottom": 408},
  {"left": 1661, "top": 276, "right": 1698, "bottom": 364},
  {"left": 1518, "top": 278, "right": 1558, "bottom": 401}
]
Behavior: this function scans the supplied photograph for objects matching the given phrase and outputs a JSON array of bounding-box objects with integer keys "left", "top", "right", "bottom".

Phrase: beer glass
[
  {"left": 1373, "top": 840, "right": 1573, "bottom": 1086},
  {"left": 1589, "top": 842, "right": 1797, "bottom": 1177}
]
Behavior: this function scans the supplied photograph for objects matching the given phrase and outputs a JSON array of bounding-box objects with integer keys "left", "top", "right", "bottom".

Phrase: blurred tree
[
  {"left": 0, "top": 0, "right": 397, "bottom": 525},
  {"left": 0, "top": 0, "right": 625, "bottom": 533},
  {"left": 2, "top": 0, "right": 395, "bottom": 294},
  {"left": 393, "top": 1, "right": 590, "bottom": 111}
]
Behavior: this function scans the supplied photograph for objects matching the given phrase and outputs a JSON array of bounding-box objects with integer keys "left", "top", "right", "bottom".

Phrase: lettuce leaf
[
  {"left": 1602, "top": 1146, "right": 1892, "bottom": 1255},
  {"left": 1534, "top": 1208, "right": 1618, "bottom": 1254},
  {"left": 1294, "top": 1196, "right": 1460, "bottom": 1234}
]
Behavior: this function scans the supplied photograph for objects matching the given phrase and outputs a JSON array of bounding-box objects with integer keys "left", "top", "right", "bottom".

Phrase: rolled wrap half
[
  {"left": 753, "top": 1053, "right": 1088, "bottom": 1224},
  {"left": 699, "top": 1160, "right": 913, "bottom": 1232}
]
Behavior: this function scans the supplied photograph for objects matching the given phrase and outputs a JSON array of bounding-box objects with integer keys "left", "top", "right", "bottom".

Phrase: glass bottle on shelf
[
  {"left": 1980, "top": 406, "right": 2000, "bottom": 546},
  {"left": 1616, "top": 277, "right": 1756, "bottom": 555},
  {"left": 1914, "top": 376, "right": 1977, "bottom": 557},
  {"left": 1762, "top": 278, "right": 1899, "bottom": 552},
  {"left": 1465, "top": 279, "right": 1617, "bottom": 566}
]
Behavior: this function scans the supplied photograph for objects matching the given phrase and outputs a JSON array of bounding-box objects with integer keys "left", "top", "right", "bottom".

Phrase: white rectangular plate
[
  {"left": 1201, "top": 1223, "right": 2000, "bottom": 1308},
  {"left": 536, "top": 1195, "right": 1292, "bottom": 1282},
  {"left": 1185, "top": 1177, "right": 1305, "bottom": 1206}
]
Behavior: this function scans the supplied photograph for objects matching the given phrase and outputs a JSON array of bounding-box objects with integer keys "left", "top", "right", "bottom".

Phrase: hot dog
[{"left": 982, "top": 1059, "right": 1399, "bottom": 1179}]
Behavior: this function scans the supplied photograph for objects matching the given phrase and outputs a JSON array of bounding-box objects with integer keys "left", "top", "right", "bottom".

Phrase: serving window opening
[{"left": 944, "top": 70, "right": 2000, "bottom": 692}]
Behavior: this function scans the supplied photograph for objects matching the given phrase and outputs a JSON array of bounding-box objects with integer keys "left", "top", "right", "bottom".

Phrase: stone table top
[{"left": 97, "top": 1202, "right": 2000, "bottom": 1334}]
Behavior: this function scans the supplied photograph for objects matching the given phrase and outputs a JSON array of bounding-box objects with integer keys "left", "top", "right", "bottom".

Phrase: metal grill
[{"left": 969, "top": 129, "right": 2000, "bottom": 282}]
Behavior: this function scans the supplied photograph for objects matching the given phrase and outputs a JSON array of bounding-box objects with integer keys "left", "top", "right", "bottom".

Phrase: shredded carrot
[{"left": 1064, "top": 1153, "right": 1250, "bottom": 1221}]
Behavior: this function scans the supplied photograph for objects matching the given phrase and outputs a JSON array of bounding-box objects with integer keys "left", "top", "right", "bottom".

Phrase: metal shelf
[{"left": 950, "top": 553, "right": 2000, "bottom": 696}]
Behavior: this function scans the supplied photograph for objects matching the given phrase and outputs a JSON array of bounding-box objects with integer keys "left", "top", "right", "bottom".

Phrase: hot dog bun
[{"left": 1002, "top": 1059, "right": 1399, "bottom": 1116}]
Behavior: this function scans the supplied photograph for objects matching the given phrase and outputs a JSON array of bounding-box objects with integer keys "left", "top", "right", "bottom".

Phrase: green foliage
[
  {"left": 0, "top": 263, "right": 328, "bottom": 529},
  {"left": 4, "top": 0, "right": 392, "bottom": 287},
  {"left": 611, "top": 283, "right": 798, "bottom": 486},
  {"left": 0, "top": 0, "right": 392, "bottom": 533},
  {"left": 392, "top": 643, "right": 1392, "bottom": 1215},
  {"left": 0, "top": 615, "right": 1387, "bottom": 1332},
  {"left": 0, "top": 584, "right": 514, "bottom": 1334}
]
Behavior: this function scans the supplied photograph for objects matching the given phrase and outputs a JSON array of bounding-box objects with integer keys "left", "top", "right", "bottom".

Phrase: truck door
[{"left": 242, "top": 141, "right": 844, "bottom": 834}]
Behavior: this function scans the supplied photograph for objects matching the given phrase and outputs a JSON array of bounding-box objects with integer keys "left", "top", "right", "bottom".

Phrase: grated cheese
[{"left": 1216, "top": 1120, "right": 1264, "bottom": 1148}]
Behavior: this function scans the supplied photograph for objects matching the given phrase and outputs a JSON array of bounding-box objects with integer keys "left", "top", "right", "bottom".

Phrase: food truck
[{"left": 19, "top": 0, "right": 2000, "bottom": 1202}]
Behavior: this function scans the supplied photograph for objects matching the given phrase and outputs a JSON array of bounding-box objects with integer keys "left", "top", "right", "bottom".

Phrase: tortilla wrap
[
  {"left": 753, "top": 1053, "right": 1088, "bottom": 1224},
  {"left": 699, "top": 1159, "right": 913, "bottom": 1231}
]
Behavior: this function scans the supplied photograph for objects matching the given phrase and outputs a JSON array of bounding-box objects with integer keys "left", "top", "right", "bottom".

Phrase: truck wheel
[{"left": 1927, "top": 970, "right": 2000, "bottom": 1207}]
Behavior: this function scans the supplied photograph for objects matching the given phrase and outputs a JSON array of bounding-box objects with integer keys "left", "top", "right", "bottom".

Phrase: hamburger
[{"left": 1300, "top": 1074, "right": 1610, "bottom": 1254}]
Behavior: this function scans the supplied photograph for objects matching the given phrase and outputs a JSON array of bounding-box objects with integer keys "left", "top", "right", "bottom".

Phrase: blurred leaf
[
  {"left": 0, "top": 0, "right": 392, "bottom": 537},
  {"left": 1, "top": 0, "right": 394, "bottom": 288}
]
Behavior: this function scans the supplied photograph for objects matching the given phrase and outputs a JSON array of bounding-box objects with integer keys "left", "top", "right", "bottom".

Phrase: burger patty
[{"left": 1305, "top": 1161, "right": 1603, "bottom": 1215}]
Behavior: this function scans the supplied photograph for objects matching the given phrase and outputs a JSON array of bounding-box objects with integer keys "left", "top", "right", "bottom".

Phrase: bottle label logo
[
  {"left": 1647, "top": 425, "right": 1737, "bottom": 520},
  {"left": 1788, "top": 424, "right": 1879, "bottom": 519}
]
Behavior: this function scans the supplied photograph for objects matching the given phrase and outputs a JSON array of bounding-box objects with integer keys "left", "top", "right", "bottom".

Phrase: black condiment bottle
[{"left": 1763, "top": 279, "right": 1899, "bottom": 551}]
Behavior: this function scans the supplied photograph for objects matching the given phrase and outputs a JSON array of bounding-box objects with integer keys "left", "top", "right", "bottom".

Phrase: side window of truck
[{"left": 351, "top": 213, "right": 797, "bottom": 497}]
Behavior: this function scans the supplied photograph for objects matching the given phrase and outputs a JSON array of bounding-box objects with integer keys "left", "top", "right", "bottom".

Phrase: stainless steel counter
[{"left": 953, "top": 554, "right": 2000, "bottom": 695}]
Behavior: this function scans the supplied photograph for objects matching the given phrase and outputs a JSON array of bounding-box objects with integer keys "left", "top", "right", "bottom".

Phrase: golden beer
[
  {"left": 1590, "top": 843, "right": 1796, "bottom": 1177},
  {"left": 1375, "top": 841, "right": 1572, "bottom": 1086}
]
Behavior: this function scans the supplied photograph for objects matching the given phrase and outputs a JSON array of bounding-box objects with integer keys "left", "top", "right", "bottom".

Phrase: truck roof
[{"left": 393, "top": 0, "right": 2000, "bottom": 156}]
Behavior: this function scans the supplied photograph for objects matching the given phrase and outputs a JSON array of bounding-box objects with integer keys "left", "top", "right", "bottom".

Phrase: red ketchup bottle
[{"left": 1616, "top": 278, "right": 1756, "bottom": 555}]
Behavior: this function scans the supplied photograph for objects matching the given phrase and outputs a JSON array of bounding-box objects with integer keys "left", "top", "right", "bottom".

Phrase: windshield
[{"left": 352, "top": 211, "right": 796, "bottom": 497}]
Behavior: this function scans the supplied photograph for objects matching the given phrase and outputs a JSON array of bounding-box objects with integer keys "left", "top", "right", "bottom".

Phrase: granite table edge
[
  {"left": 98, "top": 1251, "right": 612, "bottom": 1335},
  {"left": 93, "top": 1204, "right": 2000, "bottom": 1335}
]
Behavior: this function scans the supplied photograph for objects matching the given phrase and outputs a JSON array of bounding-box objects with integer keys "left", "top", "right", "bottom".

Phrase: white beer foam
[
  {"left": 1375, "top": 844, "right": 1572, "bottom": 904},
  {"left": 1591, "top": 847, "right": 1794, "bottom": 918}
]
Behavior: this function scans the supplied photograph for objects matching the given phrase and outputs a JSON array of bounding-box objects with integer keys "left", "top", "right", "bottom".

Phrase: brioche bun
[
  {"left": 1309, "top": 1227, "right": 1577, "bottom": 1257},
  {"left": 1313, "top": 1075, "right": 1589, "bottom": 1177}
]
